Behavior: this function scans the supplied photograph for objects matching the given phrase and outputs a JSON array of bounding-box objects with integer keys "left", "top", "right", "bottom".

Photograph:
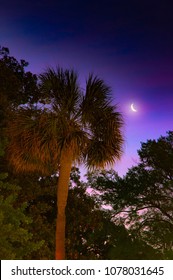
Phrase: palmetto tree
[{"left": 7, "top": 67, "right": 124, "bottom": 259}]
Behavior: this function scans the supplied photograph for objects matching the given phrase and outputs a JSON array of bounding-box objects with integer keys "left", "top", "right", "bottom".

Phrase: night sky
[{"left": 1, "top": 0, "right": 173, "bottom": 176}]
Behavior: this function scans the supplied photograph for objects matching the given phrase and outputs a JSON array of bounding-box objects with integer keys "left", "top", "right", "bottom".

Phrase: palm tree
[{"left": 6, "top": 67, "right": 124, "bottom": 259}]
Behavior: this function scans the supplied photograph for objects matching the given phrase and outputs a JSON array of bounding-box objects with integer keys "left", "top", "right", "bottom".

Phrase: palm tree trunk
[{"left": 55, "top": 148, "right": 73, "bottom": 260}]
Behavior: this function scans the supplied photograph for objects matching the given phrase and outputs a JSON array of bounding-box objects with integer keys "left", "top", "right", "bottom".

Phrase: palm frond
[
  {"left": 6, "top": 108, "right": 60, "bottom": 174},
  {"left": 81, "top": 78, "right": 124, "bottom": 168},
  {"left": 39, "top": 67, "right": 82, "bottom": 117},
  {"left": 81, "top": 74, "right": 112, "bottom": 125}
]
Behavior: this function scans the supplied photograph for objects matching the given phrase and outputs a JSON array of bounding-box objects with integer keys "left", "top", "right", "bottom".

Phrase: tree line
[{"left": 0, "top": 46, "right": 173, "bottom": 259}]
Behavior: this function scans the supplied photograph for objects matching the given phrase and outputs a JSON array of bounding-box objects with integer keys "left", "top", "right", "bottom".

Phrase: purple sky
[{"left": 1, "top": 0, "right": 173, "bottom": 176}]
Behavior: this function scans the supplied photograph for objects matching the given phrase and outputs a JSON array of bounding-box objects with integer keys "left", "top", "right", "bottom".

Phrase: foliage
[
  {"left": 0, "top": 46, "right": 38, "bottom": 107},
  {"left": 0, "top": 142, "right": 43, "bottom": 259},
  {"left": 18, "top": 174, "right": 57, "bottom": 259},
  {"left": 67, "top": 185, "right": 160, "bottom": 259},
  {"left": 0, "top": 46, "right": 39, "bottom": 172},
  {"left": 138, "top": 131, "right": 173, "bottom": 179},
  {"left": 86, "top": 132, "right": 173, "bottom": 258}
]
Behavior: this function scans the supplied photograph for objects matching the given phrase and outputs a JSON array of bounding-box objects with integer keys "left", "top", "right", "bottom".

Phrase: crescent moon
[{"left": 131, "top": 103, "right": 137, "bottom": 112}]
